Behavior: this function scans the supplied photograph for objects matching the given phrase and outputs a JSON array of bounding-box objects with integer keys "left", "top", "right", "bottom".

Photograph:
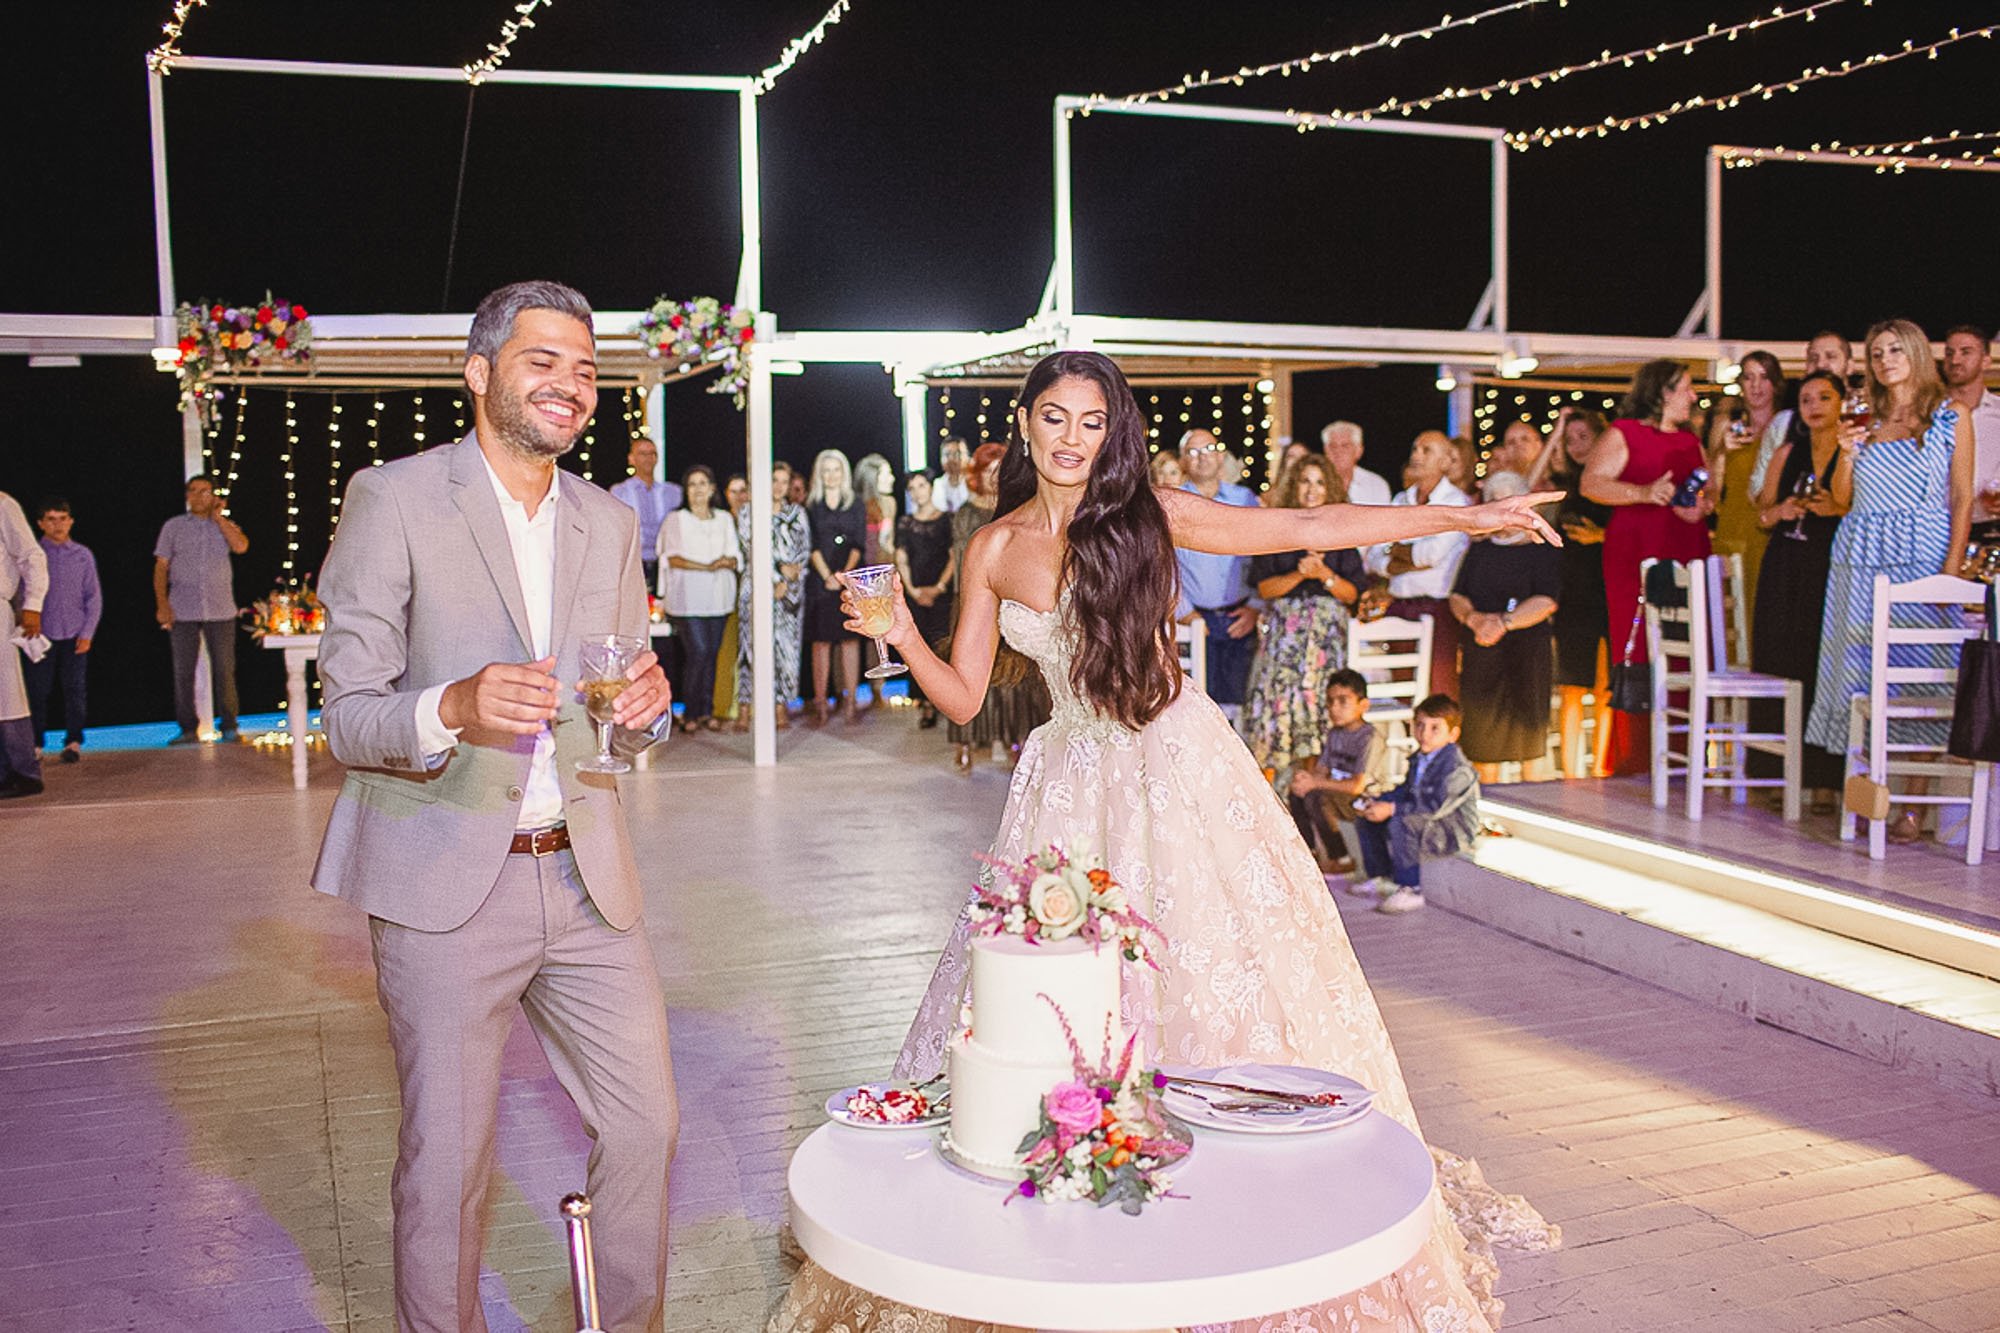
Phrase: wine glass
[
  {"left": 575, "top": 633, "right": 646, "bottom": 774},
  {"left": 1840, "top": 375, "right": 1873, "bottom": 438},
  {"left": 1783, "top": 471, "right": 1817, "bottom": 542},
  {"left": 839, "top": 564, "right": 909, "bottom": 680}
]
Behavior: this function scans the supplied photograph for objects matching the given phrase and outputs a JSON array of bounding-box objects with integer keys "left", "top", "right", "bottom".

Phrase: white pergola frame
[{"left": 17, "top": 63, "right": 1978, "bottom": 768}]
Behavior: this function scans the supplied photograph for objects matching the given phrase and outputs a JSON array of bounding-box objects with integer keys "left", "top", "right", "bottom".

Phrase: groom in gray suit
[{"left": 313, "top": 281, "right": 678, "bottom": 1332}]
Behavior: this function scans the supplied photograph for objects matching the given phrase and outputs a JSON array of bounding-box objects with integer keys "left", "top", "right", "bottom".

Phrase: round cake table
[{"left": 787, "top": 1109, "right": 1437, "bottom": 1332}]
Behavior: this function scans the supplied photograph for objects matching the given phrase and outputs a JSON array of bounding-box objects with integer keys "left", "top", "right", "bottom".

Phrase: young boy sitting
[
  {"left": 1352, "top": 693, "right": 1480, "bottom": 914},
  {"left": 1287, "top": 669, "right": 1394, "bottom": 876}
]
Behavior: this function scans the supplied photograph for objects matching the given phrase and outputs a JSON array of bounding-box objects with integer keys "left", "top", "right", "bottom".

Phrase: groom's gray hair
[{"left": 466, "top": 281, "right": 595, "bottom": 366}]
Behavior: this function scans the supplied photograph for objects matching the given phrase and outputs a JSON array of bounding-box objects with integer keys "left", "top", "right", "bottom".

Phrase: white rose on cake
[{"left": 1028, "top": 872, "right": 1088, "bottom": 940}]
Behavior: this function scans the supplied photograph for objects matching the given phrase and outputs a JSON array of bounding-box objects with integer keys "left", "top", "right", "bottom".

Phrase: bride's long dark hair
[{"left": 995, "top": 351, "right": 1180, "bottom": 730}]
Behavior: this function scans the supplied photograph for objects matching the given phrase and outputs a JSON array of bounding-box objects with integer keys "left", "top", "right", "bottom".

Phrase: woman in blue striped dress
[{"left": 1805, "top": 319, "right": 1975, "bottom": 843}]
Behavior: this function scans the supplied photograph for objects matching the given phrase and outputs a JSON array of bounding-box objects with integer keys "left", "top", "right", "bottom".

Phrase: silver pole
[{"left": 559, "top": 1192, "right": 605, "bottom": 1333}]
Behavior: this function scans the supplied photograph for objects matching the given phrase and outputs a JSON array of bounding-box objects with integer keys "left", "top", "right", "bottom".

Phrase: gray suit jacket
[{"left": 311, "top": 436, "right": 660, "bottom": 932}]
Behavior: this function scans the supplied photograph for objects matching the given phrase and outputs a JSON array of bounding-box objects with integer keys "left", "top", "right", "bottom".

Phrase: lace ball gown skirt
[{"left": 771, "top": 599, "right": 1556, "bottom": 1333}]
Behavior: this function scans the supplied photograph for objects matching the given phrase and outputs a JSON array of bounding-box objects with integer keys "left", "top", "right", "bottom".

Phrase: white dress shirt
[
  {"left": 1964, "top": 387, "right": 2000, "bottom": 522},
  {"left": 1362, "top": 477, "right": 1472, "bottom": 599},
  {"left": 1344, "top": 465, "right": 1394, "bottom": 507},
  {"left": 415, "top": 453, "right": 565, "bottom": 831}
]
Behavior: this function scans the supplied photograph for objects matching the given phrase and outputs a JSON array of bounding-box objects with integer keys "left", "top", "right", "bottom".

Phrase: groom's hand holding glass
[{"left": 439, "top": 652, "right": 672, "bottom": 744}]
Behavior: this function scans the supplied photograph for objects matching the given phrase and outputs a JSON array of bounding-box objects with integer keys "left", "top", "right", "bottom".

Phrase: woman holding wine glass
[
  {"left": 1748, "top": 371, "right": 1849, "bottom": 803},
  {"left": 773, "top": 349, "right": 1561, "bottom": 1333},
  {"left": 1805, "top": 320, "right": 1976, "bottom": 844},
  {"left": 1582, "top": 359, "right": 1714, "bottom": 775},
  {"left": 1708, "top": 350, "right": 1785, "bottom": 628}
]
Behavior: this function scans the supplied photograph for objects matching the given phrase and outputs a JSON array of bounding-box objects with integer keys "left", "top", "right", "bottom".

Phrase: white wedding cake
[{"left": 943, "top": 934, "right": 1123, "bottom": 1178}]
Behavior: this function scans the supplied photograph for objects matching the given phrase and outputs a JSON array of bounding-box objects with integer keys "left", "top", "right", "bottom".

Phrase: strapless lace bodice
[{"left": 997, "top": 596, "right": 1100, "bottom": 727}]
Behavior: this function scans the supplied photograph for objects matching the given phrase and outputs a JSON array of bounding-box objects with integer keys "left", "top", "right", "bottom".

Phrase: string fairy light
[
  {"left": 368, "top": 396, "right": 385, "bottom": 468},
  {"left": 1085, "top": 0, "right": 1552, "bottom": 110},
  {"left": 282, "top": 394, "right": 300, "bottom": 580},
  {"left": 1505, "top": 21, "right": 1999, "bottom": 151},
  {"left": 220, "top": 390, "right": 248, "bottom": 502},
  {"left": 201, "top": 388, "right": 223, "bottom": 473},
  {"left": 579, "top": 418, "right": 594, "bottom": 482},
  {"left": 1720, "top": 128, "right": 2000, "bottom": 173},
  {"left": 464, "top": 0, "right": 555, "bottom": 85},
  {"left": 453, "top": 395, "right": 466, "bottom": 434},
  {"left": 146, "top": 0, "right": 209, "bottom": 75},
  {"left": 412, "top": 393, "right": 427, "bottom": 452},
  {"left": 755, "top": 0, "right": 853, "bottom": 94},
  {"left": 940, "top": 386, "right": 956, "bottom": 440},
  {"left": 327, "top": 396, "right": 344, "bottom": 530},
  {"left": 1307, "top": 0, "right": 1842, "bottom": 125}
]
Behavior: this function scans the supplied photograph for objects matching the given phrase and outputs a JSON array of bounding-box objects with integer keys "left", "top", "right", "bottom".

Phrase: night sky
[{"left": 4, "top": 0, "right": 1995, "bottom": 724}]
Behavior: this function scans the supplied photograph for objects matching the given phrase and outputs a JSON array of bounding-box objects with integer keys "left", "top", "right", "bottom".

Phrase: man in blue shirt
[
  {"left": 1174, "top": 429, "right": 1260, "bottom": 716},
  {"left": 153, "top": 475, "right": 249, "bottom": 744},
  {"left": 607, "top": 436, "right": 681, "bottom": 589},
  {"left": 27, "top": 498, "right": 101, "bottom": 763}
]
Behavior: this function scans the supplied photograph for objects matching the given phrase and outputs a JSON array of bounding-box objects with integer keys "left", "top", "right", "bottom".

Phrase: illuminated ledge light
[{"left": 1482, "top": 799, "right": 2000, "bottom": 983}]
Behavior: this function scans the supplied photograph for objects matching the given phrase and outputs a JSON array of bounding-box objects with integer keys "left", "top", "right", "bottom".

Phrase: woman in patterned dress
[
  {"left": 735, "top": 460, "right": 810, "bottom": 730},
  {"left": 1805, "top": 319, "right": 1975, "bottom": 844},
  {"left": 1241, "top": 453, "right": 1364, "bottom": 800},
  {"left": 772, "top": 351, "right": 1562, "bottom": 1333}
]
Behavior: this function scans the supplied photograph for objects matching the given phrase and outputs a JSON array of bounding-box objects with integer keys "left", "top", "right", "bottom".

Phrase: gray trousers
[
  {"left": 169, "top": 619, "right": 239, "bottom": 733},
  {"left": 370, "top": 849, "right": 678, "bottom": 1332}
]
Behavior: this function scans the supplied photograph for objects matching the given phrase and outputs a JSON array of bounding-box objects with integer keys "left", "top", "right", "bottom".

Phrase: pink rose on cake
[
  {"left": 1028, "top": 872, "right": 1088, "bottom": 939},
  {"left": 1043, "top": 1080, "right": 1103, "bottom": 1136}
]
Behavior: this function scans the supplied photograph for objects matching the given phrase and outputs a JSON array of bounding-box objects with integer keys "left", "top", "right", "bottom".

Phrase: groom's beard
[{"left": 487, "top": 379, "right": 586, "bottom": 460}]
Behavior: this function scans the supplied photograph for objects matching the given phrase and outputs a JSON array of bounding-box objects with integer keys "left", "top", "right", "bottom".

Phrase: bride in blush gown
[{"left": 771, "top": 351, "right": 1560, "bottom": 1333}]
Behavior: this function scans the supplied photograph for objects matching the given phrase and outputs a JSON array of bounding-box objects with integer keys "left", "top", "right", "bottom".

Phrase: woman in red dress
[{"left": 1582, "top": 359, "right": 1715, "bottom": 774}]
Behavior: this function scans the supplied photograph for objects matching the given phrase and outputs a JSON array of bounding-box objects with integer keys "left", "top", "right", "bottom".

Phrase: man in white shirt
[
  {"left": 313, "top": 282, "right": 678, "bottom": 1332},
  {"left": 0, "top": 490, "right": 48, "bottom": 798},
  {"left": 1363, "top": 430, "right": 1472, "bottom": 698},
  {"left": 1321, "top": 420, "right": 1393, "bottom": 506},
  {"left": 911, "top": 436, "right": 971, "bottom": 513},
  {"left": 1751, "top": 329, "right": 1853, "bottom": 500},
  {"left": 1944, "top": 324, "right": 2000, "bottom": 540}
]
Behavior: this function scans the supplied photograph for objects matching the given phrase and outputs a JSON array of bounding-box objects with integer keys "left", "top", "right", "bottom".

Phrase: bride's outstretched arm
[
  {"left": 845, "top": 529, "right": 1003, "bottom": 726},
  {"left": 1156, "top": 485, "right": 1564, "bottom": 555}
]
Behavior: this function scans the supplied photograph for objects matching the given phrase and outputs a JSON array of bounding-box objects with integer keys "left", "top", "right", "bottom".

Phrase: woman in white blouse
[{"left": 657, "top": 466, "right": 741, "bottom": 734}]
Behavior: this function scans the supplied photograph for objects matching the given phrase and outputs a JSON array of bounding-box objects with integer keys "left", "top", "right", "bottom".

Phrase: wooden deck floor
[{"left": 2, "top": 720, "right": 1996, "bottom": 1331}]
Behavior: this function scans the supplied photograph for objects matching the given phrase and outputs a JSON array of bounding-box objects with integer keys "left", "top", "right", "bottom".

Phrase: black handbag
[
  {"left": 1606, "top": 595, "right": 1651, "bottom": 713},
  {"left": 1948, "top": 581, "right": 2000, "bottom": 762}
]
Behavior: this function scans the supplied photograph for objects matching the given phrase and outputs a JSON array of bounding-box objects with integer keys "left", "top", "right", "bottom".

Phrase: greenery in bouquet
[
  {"left": 1012, "top": 1001, "right": 1187, "bottom": 1215},
  {"left": 172, "top": 294, "right": 314, "bottom": 418},
  {"left": 634, "top": 296, "right": 755, "bottom": 408},
  {"left": 242, "top": 582, "right": 325, "bottom": 640},
  {"left": 970, "top": 843, "right": 1164, "bottom": 967}
]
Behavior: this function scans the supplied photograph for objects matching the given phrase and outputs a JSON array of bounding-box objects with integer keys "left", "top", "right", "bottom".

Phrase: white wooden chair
[
  {"left": 1713, "top": 551, "right": 1751, "bottom": 670},
  {"left": 1644, "top": 557, "right": 1803, "bottom": 821},
  {"left": 1841, "top": 572, "right": 1990, "bottom": 864},
  {"left": 1347, "top": 614, "right": 1434, "bottom": 782},
  {"left": 1173, "top": 616, "right": 1208, "bottom": 695}
]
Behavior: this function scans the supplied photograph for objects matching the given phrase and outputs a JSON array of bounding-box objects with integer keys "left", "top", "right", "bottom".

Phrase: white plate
[
  {"left": 1159, "top": 1063, "right": 1375, "bottom": 1136},
  {"left": 825, "top": 1083, "right": 948, "bottom": 1130}
]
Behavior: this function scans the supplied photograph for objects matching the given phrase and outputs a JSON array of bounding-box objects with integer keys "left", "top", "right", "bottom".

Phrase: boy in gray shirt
[{"left": 1288, "top": 669, "right": 1394, "bottom": 875}]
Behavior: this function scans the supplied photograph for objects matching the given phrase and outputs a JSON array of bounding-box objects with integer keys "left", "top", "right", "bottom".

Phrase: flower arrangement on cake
[
  {"left": 1012, "top": 1002, "right": 1187, "bottom": 1214},
  {"left": 971, "top": 844, "right": 1163, "bottom": 967},
  {"left": 242, "top": 583, "right": 325, "bottom": 640},
  {"left": 634, "top": 296, "right": 755, "bottom": 408},
  {"left": 171, "top": 295, "right": 314, "bottom": 417}
]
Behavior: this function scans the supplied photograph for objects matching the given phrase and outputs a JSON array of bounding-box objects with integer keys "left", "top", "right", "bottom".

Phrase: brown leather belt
[{"left": 509, "top": 825, "right": 571, "bottom": 857}]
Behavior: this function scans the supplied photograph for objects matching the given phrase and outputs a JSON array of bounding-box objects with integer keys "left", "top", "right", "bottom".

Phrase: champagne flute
[
  {"left": 839, "top": 564, "right": 909, "bottom": 680},
  {"left": 1783, "top": 470, "right": 1817, "bottom": 542},
  {"left": 576, "top": 633, "right": 646, "bottom": 774},
  {"left": 1840, "top": 375, "right": 1872, "bottom": 439}
]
